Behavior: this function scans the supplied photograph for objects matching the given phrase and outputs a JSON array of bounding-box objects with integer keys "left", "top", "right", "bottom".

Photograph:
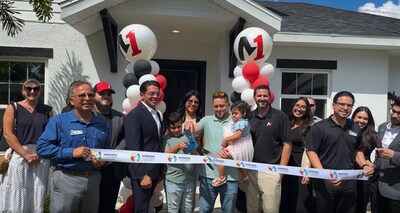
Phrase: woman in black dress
[
  {"left": 281, "top": 97, "right": 314, "bottom": 213},
  {"left": 352, "top": 106, "right": 378, "bottom": 213}
]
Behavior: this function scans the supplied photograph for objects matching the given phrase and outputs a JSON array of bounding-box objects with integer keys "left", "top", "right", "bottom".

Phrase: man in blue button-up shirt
[{"left": 37, "top": 81, "right": 109, "bottom": 213}]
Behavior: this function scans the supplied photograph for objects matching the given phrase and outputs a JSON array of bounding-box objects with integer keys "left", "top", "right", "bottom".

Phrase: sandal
[
  {"left": 212, "top": 176, "right": 227, "bottom": 187},
  {"left": 239, "top": 176, "right": 250, "bottom": 184}
]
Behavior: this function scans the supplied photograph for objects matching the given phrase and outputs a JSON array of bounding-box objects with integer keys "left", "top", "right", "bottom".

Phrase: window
[
  {"left": 0, "top": 60, "right": 46, "bottom": 152},
  {"left": 280, "top": 70, "right": 330, "bottom": 119}
]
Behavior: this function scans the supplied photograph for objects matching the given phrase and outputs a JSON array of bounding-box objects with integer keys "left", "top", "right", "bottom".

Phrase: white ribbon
[{"left": 91, "top": 149, "right": 368, "bottom": 180}]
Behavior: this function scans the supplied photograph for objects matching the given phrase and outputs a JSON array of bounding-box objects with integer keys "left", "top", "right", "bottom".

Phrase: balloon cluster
[
  {"left": 231, "top": 27, "right": 276, "bottom": 108},
  {"left": 119, "top": 24, "right": 167, "bottom": 115}
]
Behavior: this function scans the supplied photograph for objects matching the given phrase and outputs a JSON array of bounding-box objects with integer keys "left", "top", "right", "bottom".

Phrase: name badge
[
  {"left": 70, "top": 130, "right": 83, "bottom": 135},
  {"left": 348, "top": 130, "right": 357, "bottom": 137}
]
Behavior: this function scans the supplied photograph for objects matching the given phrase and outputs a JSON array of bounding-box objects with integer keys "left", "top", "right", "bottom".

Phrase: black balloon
[
  {"left": 133, "top": 59, "right": 152, "bottom": 78},
  {"left": 230, "top": 91, "right": 242, "bottom": 103},
  {"left": 123, "top": 73, "right": 139, "bottom": 88}
]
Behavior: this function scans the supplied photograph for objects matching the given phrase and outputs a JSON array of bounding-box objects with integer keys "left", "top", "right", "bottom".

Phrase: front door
[{"left": 155, "top": 59, "right": 206, "bottom": 117}]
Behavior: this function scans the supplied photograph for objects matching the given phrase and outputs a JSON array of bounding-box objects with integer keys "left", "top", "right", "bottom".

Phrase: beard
[{"left": 95, "top": 100, "right": 112, "bottom": 113}]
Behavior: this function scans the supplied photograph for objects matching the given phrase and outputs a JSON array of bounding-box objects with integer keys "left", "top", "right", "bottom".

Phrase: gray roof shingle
[{"left": 257, "top": 1, "right": 400, "bottom": 36}]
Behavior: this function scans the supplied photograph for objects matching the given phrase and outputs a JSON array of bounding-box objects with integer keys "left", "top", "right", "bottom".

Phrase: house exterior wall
[{"left": 269, "top": 46, "right": 389, "bottom": 126}]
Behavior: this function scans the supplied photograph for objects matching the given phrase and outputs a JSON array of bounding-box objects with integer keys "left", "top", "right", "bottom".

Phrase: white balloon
[
  {"left": 233, "top": 27, "right": 273, "bottom": 64},
  {"left": 149, "top": 60, "right": 160, "bottom": 75},
  {"left": 156, "top": 101, "right": 166, "bottom": 113},
  {"left": 119, "top": 187, "right": 132, "bottom": 203},
  {"left": 122, "top": 177, "right": 132, "bottom": 190},
  {"left": 232, "top": 76, "right": 250, "bottom": 93},
  {"left": 241, "top": 89, "right": 256, "bottom": 106},
  {"left": 126, "top": 85, "right": 141, "bottom": 101},
  {"left": 233, "top": 65, "right": 243, "bottom": 77},
  {"left": 122, "top": 98, "right": 134, "bottom": 112},
  {"left": 118, "top": 24, "right": 158, "bottom": 63},
  {"left": 125, "top": 62, "right": 135, "bottom": 73},
  {"left": 139, "top": 74, "right": 157, "bottom": 85},
  {"left": 259, "top": 63, "right": 275, "bottom": 79},
  {"left": 251, "top": 104, "right": 258, "bottom": 111}
]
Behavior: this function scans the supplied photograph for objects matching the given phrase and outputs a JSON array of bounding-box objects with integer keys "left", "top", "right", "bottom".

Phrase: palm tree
[{"left": 0, "top": 0, "right": 53, "bottom": 37}]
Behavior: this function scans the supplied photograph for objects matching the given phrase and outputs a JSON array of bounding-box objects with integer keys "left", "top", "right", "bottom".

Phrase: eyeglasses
[
  {"left": 72, "top": 93, "right": 95, "bottom": 99},
  {"left": 294, "top": 104, "right": 307, "bottom": 110},
  {"left": 145, "top": 92, "right": 160, "bottom": 97},
  {"left": 335, "top": 102, "right": 354, "bottom": 108},
  {"left": 24, "top": 86, "right": 40, "bottom": 92},
  {"left": 212, "top": 91, "right": 226, "bottom": 98},
  {"left": 390, "top": 108, "right": 400, "bottom": 117}
]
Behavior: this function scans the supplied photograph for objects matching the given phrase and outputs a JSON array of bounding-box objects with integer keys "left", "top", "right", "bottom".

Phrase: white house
[{"left": 2, "top": 0, "right": 400, "bottom": 152}]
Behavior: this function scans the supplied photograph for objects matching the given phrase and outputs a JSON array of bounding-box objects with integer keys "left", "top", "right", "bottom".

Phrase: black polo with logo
[
  {"left": 250, "top": 106, "right": 291, "bottom": 165},
  {"left": 305, "top": 116, "right": 363, "bottom": 170}
]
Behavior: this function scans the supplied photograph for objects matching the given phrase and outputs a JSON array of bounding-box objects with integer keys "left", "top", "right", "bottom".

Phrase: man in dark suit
[
  {"left": 93, "top": 82, "right": 126, "bottom": 213},
  {"left": 124, "top": 80, "right": 162, "bottom": 213},
  {"left": 375, "top": 96, "right": 400, "bottom": 212}
]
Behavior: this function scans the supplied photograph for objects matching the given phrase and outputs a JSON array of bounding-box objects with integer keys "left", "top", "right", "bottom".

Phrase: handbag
[{"left": 0, "top": 150, "right": 12, "bottom": 174}]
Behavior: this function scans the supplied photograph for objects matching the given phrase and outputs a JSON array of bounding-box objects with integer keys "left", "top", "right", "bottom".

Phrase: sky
[{"left": 261, "top": 0, "right": 400, "bottom": 19}]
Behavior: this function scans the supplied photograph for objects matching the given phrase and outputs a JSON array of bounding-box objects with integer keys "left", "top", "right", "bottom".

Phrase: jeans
[
  {"left": 165, "top": 179, "right": 195, "bottom": 213},
  {"left": 199, "top": 176, "right": 238, "bottom": 213}
]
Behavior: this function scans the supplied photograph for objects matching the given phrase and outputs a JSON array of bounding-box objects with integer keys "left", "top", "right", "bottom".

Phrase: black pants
[
  {"left": 131, "top": 178, "right": 157, "bottom": 213},
  {"left": 377, "top": 192, "right": 400, "bottom": 213},
  {"left": 99, "top": 165, "right": 121, "bottom": 213},
  {"left": 355, "top": 180, "right": 371, "bottom": 213},
  {"left": 314, "top": 179, "right": 356, "bottom": 213}
]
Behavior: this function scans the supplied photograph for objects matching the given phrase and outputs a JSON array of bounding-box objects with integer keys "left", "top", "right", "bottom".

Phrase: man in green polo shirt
[{"left": 185, "top": 91, "right": 238, "bottom": 213}]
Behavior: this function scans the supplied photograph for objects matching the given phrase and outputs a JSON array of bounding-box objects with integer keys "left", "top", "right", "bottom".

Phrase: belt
[{"left": 60, "top": 169, "right": 97, "bottom": 177}]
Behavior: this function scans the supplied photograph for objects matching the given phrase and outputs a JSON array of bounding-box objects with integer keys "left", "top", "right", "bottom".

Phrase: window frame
[{"left": 279, "top": 68, "right": 332, "bottom": 118}]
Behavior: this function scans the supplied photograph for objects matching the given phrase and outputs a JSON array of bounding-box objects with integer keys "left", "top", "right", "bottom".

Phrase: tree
[{"left": 0, "top": 0, "right": 53, "bottom": 37}]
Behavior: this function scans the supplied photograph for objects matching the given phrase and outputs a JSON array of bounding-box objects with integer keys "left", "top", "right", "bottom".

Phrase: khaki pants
[{"left": 246, "top": 170, "right": 281, "bottom": 213}]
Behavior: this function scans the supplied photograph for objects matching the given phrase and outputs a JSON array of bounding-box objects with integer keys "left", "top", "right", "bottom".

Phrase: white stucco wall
[{"left": 269, "top": 46, "right": 389, "bottom": 126}]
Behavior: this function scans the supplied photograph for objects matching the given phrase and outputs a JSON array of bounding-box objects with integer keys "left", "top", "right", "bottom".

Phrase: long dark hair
[
  {"left": 288, "top": 97, "right": 313, "bottom": 144},
  {"left": 351, "top": 106, "right": 378, "bottom": 150},
  {"left": 177, "top": 90, "right": 203, "bottom": 122}
]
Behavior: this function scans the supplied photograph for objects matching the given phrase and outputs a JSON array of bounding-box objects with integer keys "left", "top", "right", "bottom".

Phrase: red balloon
[
  {"left": 158, "top": 89, "right": 164, "bottom": 103},
  {"left": 155, "top": 74, "right": 167, "bottom": 90},
  {"left": 270, "top": 91, "right": 275, "bottom": 105},
  {"left": 242, "top": 63, "right": 260, "bottom": 82},
  {"left": 251, "top": 77, "right": 270, "bottom": 89},
  {"left": 119, "top": 195, "right": 134, "bottom": 213}
]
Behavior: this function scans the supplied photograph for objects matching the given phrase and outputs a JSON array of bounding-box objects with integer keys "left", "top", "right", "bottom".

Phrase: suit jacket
[
  {"left": 124, "top": 102, "right": 162, "bottom": 180},
  {"left": 95, "top": 109, "right": 127, "bottom": 180},
  {"left": 375, "top": 122, "right": 400, "bottom": 201}
]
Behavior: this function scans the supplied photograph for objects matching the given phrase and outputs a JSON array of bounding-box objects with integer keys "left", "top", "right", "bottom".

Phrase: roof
[{"left": 257, "top": 1, "right": 400, "bottom": 37}]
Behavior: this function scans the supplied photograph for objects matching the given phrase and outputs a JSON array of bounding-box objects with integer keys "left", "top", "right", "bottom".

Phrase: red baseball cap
[{"left": 94, "top": 82, "right": 115, "bottom": 94}]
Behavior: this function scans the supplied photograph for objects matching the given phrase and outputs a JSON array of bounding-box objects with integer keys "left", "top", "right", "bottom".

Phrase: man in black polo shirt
[
  {"left": 247, "top": 85, "right": 292, "bottom": 213},
  {"left": 305, "top": 91, "right": 374, "bottom": 213}
]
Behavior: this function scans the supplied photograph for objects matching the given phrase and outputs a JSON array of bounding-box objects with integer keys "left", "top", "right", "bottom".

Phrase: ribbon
[{"left": 91, "top": 149, "right": 368, "bottom": 180}]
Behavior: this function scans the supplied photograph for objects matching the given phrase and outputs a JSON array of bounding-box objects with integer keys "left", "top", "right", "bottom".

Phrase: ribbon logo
[
  {"left": 299, "top": 168, "right": 309, "bottom": 177},
  {"left": 236, "top": 161, "right": 245, "bottom": 168},
  {"left": 167, "top": 155, "right": 177, "bottom": 162},
  {"left": 91, "top": 150, "right": 103, "bottom": 159},
  {"left": 329, "top": 171, "right": 338, "bottom": 179},
  {"left": 268, "top": 165, "right": 277, "bottom": 172},
  {"left": 130, "top": 153, "right": 141, "bottom": 162}
]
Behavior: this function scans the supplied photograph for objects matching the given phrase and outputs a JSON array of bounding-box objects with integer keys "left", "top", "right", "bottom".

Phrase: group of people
[{"left": 0, "top": 78, "right": 399, "bottom": 213}]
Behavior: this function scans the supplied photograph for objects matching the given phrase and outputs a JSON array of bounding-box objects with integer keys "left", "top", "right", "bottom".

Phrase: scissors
[{"left": 183, "top": 131, "right": 215, "bottom": 170}]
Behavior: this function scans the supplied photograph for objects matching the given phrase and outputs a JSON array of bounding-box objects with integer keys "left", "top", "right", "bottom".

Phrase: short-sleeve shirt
[
  {"left": 231, "top": 119, "right": 250, "bottom": 138},
  {"left": 250, "top": 107, "right": 291, "bottom": 164},
  {"left": 198, "top": 114, "right": 238, "bottom": 181},
  {"left": 305, "top": 116, "right": 363, "bottom": 170},
  {"left": 162, "top": 135, "right": 194, "bottom": 184}
]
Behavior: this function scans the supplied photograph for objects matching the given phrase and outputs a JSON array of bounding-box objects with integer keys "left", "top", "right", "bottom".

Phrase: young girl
[{"left": 212, "top": 101, "right": 254, "bottom": 187}]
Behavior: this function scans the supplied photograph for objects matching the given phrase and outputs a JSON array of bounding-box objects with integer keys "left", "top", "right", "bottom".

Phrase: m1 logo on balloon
[
  {"left": 125, "top": 31, "right": 142, "bottom": 56},
  {"left": 231, "top": 27, "right": 275, "bottom": 108},
  {"left": 237, "top": 34, "right": 264, "bottom": 61}
]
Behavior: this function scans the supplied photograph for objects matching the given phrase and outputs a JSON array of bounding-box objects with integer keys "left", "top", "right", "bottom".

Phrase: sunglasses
[
  {"left": 24, "top": 86, "right": 40, "bottom": 92},
  {"left": 212, "top": 91, "right": 226, "bottom": 98}
]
